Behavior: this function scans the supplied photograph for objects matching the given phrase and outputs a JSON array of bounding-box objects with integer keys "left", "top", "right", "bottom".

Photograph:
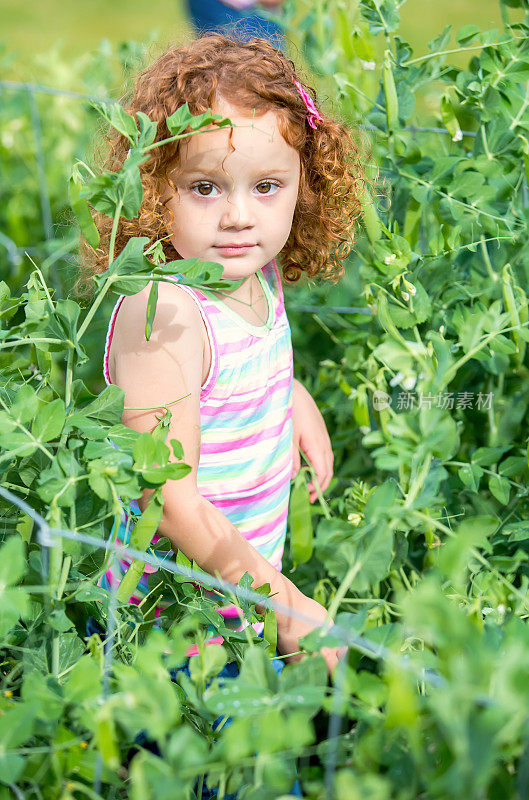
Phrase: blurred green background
[{"left": 0, "top": 0, "right": 518, "bottom": 75}]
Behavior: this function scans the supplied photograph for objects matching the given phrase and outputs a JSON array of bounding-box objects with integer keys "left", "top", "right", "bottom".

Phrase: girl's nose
[{"left": 219, "top": 191, "right": 254, "bottom": 230}]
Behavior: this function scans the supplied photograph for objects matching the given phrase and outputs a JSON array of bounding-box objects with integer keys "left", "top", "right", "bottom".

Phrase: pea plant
[{"left": 3, "top": 0, "right": 529, "bottom": 798}]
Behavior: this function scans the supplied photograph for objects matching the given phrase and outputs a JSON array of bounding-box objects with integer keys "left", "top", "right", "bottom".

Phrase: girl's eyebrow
[{"left": 181, "top": 166, "right": 293, "bottom": 178}]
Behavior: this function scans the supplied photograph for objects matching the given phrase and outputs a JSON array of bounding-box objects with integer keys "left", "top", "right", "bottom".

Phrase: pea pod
[
  {"left": 289, "top": 470, "right": 313, "bottom": 567},
  {"left": 116, "top": 488, "right": 164, "bottom": 603},
  {"left": 353, "top": 385, "right": 371, "bottom": 431},
  {"left": 360, "top": 190, "right": 382, "bottom": 245},
  {"left": 95, "top": 707, "right": 120, "bottom": 769},
  {"left": 47, "top": 502, "right": 64, "bottom": 597},
  {"left": 263, "top": 608, "right": 277, "bottom": 657},
  {"left": 376, "top": 293, "right": 402, "bottom": 341},
  {"left": 502, "top": 263, "right": 526, "bottom": 367},
  {"left": 374, "top": 369, "right": 391, "bottom": 436},
  {"left": 514, "top": 282, "right": 528, "bottom": 367},
  {"left": 68, "top": 170, "right": 100, "bottom": 249},
  {"left": 383, "top": 49, "right": 399, "bottom": 134},
  {"left": 440, "top": 88, "right": 462, "bottom": 142},
  {"left": 16, "top": 512, "right": 33, "bottom": 543}
]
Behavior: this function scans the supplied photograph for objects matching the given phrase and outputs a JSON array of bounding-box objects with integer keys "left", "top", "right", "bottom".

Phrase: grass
[{"left": 0, "top": 0, "right": 523, "bottom": 79}]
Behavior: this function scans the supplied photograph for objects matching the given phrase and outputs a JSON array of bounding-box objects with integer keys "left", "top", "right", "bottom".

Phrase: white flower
[
  {"left": 348, "top": 512, "right": 362, "bottom": 525},
  {"left": 497, "top": 604, "right": 506, "bottom": 615},
  {"left": 360, "top": 60, "right": 376, "bottom": 71},
  {"left": 384, "top": 253, "right": 397, "bottom": 265},
  {"left": 390, "top": 371, "right": 404, "bottom": 387},
  {"left": 401, "top": 290, "right": 410, "bottom": 301},
  {"left": 452, "top": 130, "right": 463, "bottom": 142},
  {"left": 402, "top": 374, "right": 417, "bottom": 391}
]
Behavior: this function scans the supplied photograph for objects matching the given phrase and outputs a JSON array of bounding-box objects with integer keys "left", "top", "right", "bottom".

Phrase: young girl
[{"left": 86, "top": 33, "right": 365, "bottom": 675}]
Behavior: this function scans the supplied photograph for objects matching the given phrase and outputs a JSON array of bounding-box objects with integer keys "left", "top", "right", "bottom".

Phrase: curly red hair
[{"left": 78, "top": 32, "right": 370, "bottom": 293}]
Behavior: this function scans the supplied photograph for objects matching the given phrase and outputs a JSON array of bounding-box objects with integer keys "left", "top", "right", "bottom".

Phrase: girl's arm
[
  {"left": 111, "top": 282, "right": 344, "bottom": 674},
  {"left": 292, "top": 378, "right": 334, "bottom": 502}
]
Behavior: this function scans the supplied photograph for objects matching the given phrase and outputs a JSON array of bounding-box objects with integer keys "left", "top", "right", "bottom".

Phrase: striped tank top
[{"left": 101, "top": 258, "right": 294, "bottom": 654}]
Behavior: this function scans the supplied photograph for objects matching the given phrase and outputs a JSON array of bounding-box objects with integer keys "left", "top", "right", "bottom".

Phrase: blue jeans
[
  {"left": 86, "top": 617, "right": 303, "bottom": 797},
  {"left": 172, "top": 632, "right": 303, "bottom": 798},
  {"left": 185, "top": 0, "right": 286, "bottom": 51}
]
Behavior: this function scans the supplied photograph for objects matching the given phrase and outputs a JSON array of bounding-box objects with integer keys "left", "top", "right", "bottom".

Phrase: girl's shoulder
[{"left": 106, "top": 281, "right": 210, "bottom": 386}]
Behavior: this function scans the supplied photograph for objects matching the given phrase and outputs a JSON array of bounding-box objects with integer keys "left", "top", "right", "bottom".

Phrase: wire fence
[
  {"left": 0, "top": 481, "right": 465, "bottom": 798},
  {"left": 0, "top": 73, "right": 524, "bottom": 797}
]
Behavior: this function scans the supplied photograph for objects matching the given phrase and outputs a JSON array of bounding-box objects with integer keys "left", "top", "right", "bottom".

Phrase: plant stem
[
  {"left": 0, "top": 338, "right": 67, "bottom": 350},
  {"left": 413, "top": 510, "right": 529, "bottom": 612},
  {"left": 108, "top": 198, "right": 123, "bottom": 266},
  {"left": 479, "top": 234, "right": 498, "bottom": 283},
  {"left": 77, "top": 275, "right": 114, "bottom": 342}
]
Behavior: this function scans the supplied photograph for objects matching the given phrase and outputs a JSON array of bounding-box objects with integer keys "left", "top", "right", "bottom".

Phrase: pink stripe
[
  {"left": 244, "top": 508, "right": 289, "bottom": 542},
  {"left": 200, "top": 419, "right": 288, "bottom": 454},
  {"left": 185, "top": 635, "right": 225, "bottom": 657},
  {"left": 200, "top": 375, "right": 292, "bottom": 416},
  {"left": 103, "top": 295, "right": 125, "bottom": 385},
  {"left": 200, "top": 456, "right": 293, "bottom": 503},
  {"left": 271, "top": 258, "right": 285, "bottom": 316}
]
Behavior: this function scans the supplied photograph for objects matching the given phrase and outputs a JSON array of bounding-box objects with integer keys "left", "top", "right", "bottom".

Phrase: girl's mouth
[{"left": 214, "top": 244, "right": 256, "bottom": 256}]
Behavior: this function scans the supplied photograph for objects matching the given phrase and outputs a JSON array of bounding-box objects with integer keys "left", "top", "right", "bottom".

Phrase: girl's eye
[
  {"left": 191, "top": 182, "right": 218, "bottom": 197},
  {"left": 190, "top": 181, "right": 279, "bottom": 197},
  {"left": 256, "top": 181, "right": 279, "bottom": 195}
]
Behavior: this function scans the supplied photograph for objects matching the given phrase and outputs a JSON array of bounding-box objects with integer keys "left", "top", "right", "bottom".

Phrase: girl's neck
[{"left": 220, "top": 270, "right": 261, "bottom": 305}]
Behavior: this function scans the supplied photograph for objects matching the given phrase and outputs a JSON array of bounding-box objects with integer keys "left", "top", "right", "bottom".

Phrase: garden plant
[{"left": 2, "top": 0, "right": 529, "bottom": 798}]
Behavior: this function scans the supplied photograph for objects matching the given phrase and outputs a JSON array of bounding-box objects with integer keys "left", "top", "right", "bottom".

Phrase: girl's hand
[
  {"left": 276, "top": 593, "right": 347, "bottom": 678},
  {"left": 291, "top": 379, "right": 334, "bottom": 502}
]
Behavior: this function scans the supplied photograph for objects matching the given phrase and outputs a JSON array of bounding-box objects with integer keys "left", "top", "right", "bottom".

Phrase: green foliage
[{"left": 3, "top": 2, "right": 529, "bottom": 798}]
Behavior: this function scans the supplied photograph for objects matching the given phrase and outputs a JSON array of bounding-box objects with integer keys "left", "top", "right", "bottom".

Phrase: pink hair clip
[{"left": 294, "top": 80, "right": 323, "bottom": 130}]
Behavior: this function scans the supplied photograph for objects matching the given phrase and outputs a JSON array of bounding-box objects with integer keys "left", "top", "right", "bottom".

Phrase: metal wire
[
  {"left": 26, "top": 88, "right": 54, "bottom": 242},
  {"left": 1, "top": 483, "right": 445, "bottom": 684},
  {"left": 0, "top": 72, "right": 494, "bottom": 796}
]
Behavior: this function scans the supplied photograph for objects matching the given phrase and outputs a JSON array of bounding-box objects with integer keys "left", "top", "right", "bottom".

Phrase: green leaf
[
  {"left": 438, "top": 515, "right": 496, "bottom": 586},
  {"left": 32, "top": 398, "right": 66, "bottom": 442},
  {"left": 166, "top": 102, "right": 194, "bottom": 135},
  {"left": 458, "top": 463, "right": 483, "bottom": 492},
  {"left": 10, "top": 384, "right": 38, "bottom": 424},
  {"left": 65, "top": 655, "right": 102, "bottom": 704},
  {"left": 69, "top": 169, "right": 100, "bottom": 249},
  {"left": 489, "top": 473, "right": 510, "bottom": 505},
  {"left": 48, "top": 606, "right": 74, "bottom": 632},
  {"left": 82, "top": 384, "right": 125, "bottom": 425},
  {"left": 0, "top": 411, "right": 16, "bottom": 435},
  {"left": 456, "top": 24, "right": 481, "bottom": 45},
  {"left": 66, "top": 412, "right": 109, "bottom": 440},
  {"left": 91, "top": 101, "right": 139, "bottom": 143},
  {"left": 502, "top": 521, "right": 529, "bottom": 542},
  {"left": 0, "top": 535, "right": 26, "bottom": 587},
  {"left": 189, "top": 644, "right": 228, "bottom": 685},
  {"left": 170, "top": 438, "right": 184, "bottom": 459},
  {"left": 0, "top": 537, "right": 29, "bottom": 636},
  {"left": 363, "top": 480, "right": 399, "bottom": 523},
  {"left": 107, "top": 423, "right": 142, "bottom": 449},
  {"left": 58, "top": 632, "right": 86, "bottom": 675},
  {"left": 473, "top": 446, "right": 511, "bottom": 466},
  {"left": 136, "top": 111, "right": 158, "bottom": 148}
]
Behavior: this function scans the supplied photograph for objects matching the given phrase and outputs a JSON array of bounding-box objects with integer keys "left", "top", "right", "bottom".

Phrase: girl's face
[{"left": 163, "top": 97, "right": 301, "bottom": 282}]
